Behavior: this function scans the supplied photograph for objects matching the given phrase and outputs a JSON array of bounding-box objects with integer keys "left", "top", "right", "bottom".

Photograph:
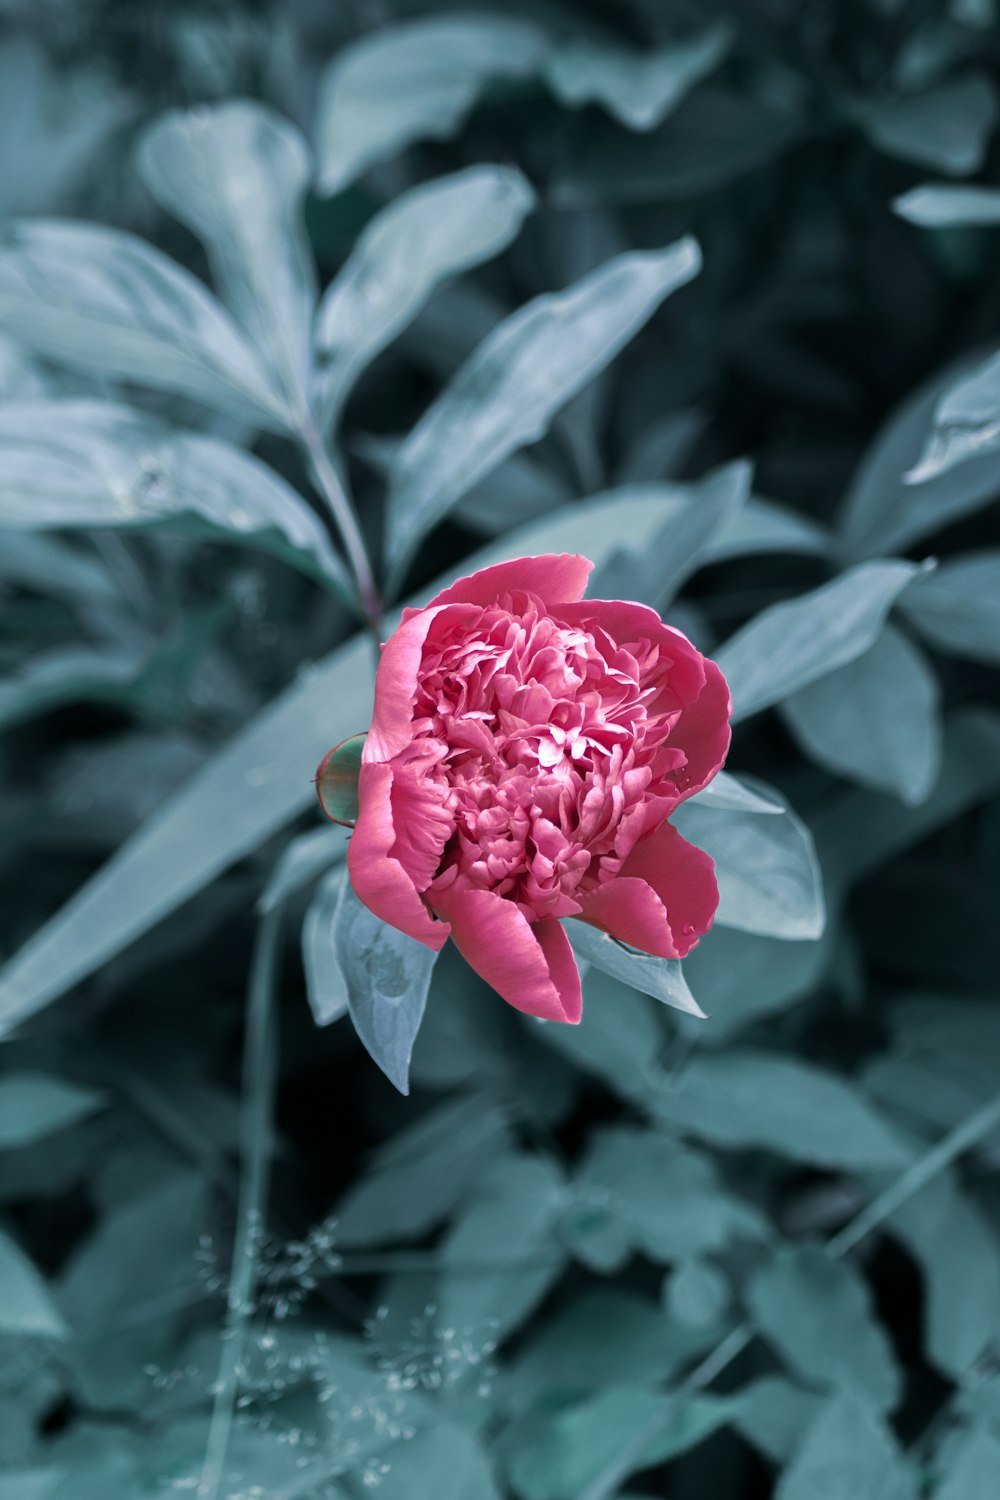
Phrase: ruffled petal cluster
[{"left": 342, "top": 555, "right": 731, "bottom": 1023}]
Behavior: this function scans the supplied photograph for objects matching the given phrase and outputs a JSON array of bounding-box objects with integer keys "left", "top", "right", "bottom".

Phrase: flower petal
[
  {"left": 366, "top": 603, "right": 451, "bottom": 761},
  {"left": 577, "top": 876, "right": 682, "bottom": 959},
  {"left": 622, "top": 821, "right": 719, "bottom": 956},
  {"left": 429, "top": 886, "right": 582, "bottom": 1022},
  {"left": 666, "top": 659, "right": 732, "bottom": 804},
  {"left": 347, "top": 762, "right": 451, "bottom": 950},
  {"left": 426, "top": 554, "right": 593, "bottom": 611}
]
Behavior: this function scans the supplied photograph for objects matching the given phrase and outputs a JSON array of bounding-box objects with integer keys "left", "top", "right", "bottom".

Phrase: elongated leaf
[
  {"left": 0, "top": 530, "right": 117, "bottom": 607},
  {"left": 651, "top": 1051, "right": 910, "bottom": 1168},
  {"left": 334, "top": 878, "right": 440, "bottom": 1094},
  {"left": 692, "top": 770, "right": 785, "bottom": 816},
  {"left": 545, "top": 24, "right": 731, "bottom": 131},
  {"left": 0, "top": 1073, "right": 105, "bottom": 1149},
  {"left": 747, "top": 1246, "right": 900, "bottom": 1412},
  {"left": 300, "top": 866, "right": 350, "bottom": 1028},
  {"left": 0, "top": 400, "right": 351, "bottom": 598},
  {"left": 838, "top": 355, "right": 1000, "bottom": 559},
  {"left": 138, "top": 101, "right": 316, "bottom": 420},
  {"left": 776, "top": 1394, "right": 916, "bottom": 1500},
  {"left": 316, "top": 165, "right": 535, "bottom": 425},
  {"left": 716, "top": 560, "right": 922, "bottom": 722},
  {"left": 0, "top": 489, "right": 732, "bottom": 1037},
  {"left": 385, "top": 238, "right": 701, "bottom": 578},
  {"left": 0, "top": 1230, "right": 66, "bottom": 1339},
  {"left": 672, "top": 795, "right": 825, "bottom": 940},
  {"left": 781, "top": 624, "right": 942, "bottom": 805},
  {"left": 259, "top": 824, "right": 345, "bottom": 914},
  {"left": 316, "top": 16, "right": 548, "bottom": 194},
  {"left": 850, "top": 75, "right": 998, "bottom": 175},
  {"left": 0, "top": 220, "right": 284, "bottom": 428},
  {"left": 566, "top": 922, "right": 703, "bottom": 1016},
  {"left": 900, "top": 549, "right": 1000, "bottom": 664},
  {"left": 907, "top": 347, "right": 1000, "bottom": 483},
  {"left": 895, "top": 183, "right": 1000, "bottom": 226},
  {"left": 0, "top": 645, "right": 147, "bottom": 734}
]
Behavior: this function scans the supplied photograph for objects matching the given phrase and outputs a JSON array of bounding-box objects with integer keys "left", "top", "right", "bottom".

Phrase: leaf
[
  {"left": 566, "top": 922, "right": 703, "bottom": 1016},
  {"left": 905, "top": 347, "right": 1000, "bottom": 483},
  {"left": 316, "top": 166, "right": 536, "bottom": 425},
  {"left": 672, "top": 794, "right": 825, "bottom": 940},
  {"left": 315, "top": 732, "right": 366, "bottom": 825},
  {"left": 781, "top": 624, "right": 942, "bottom": 805},
  {"left": 691, "top": 770, "right": 785, "bottom": 816},
  {"left": 895, "top": 183, "right": 1000, "bottom": 226},
  {"left": 664, "top": 1257, "right": 731, "bottom": 1328},
  {"left": 0, "top": 219, "right": 284, "bottom": 427},
  {"left": 0, "top": 1073, "right": 106, "bottom": 1150},
  {"left": 258, "top": 825, "right": 345, "bottom": 914},
  {"left": 889, "top": 1171, "right": 1000, "bottom": 1379},
  {"left": 300, "top": 866, "right": 350, "bottom": 1028},
  {"left": 538, "top": 970, "right": 665, "bottom": 1102},
  {"left": 0, "top": 487, "right": 735, "bottom": 1037},
  {"left": 0, "top": 1230, "right": 67, "bottom": 1339},
  {"left": 138, "top": 101, "right": 317, "bottom": 421},
  {"left": 729, "top": 1378, "right": 825, "bottom": 1464},
  {"left": 315, "top": 16, "right": 548, "bottom": 194},
  {"left": 776, "top": 1394, "right": 916, "bottom": 1500},
  {"left": 372, "top": 1425, "right": 502, "bottom": 1500},
  {"left": 0, "top": 645, "right": 147, "bottom": 735},
  {"left": 0, "top": 400, "right": 352, "bottom": 597},
  {"left": 551, "top": 87, "right": 796, "bottom": 207},
  {"left": 747, "top": 1245, "right": 900, "bottom": 1412},
  {"left": 651, "top": 1051, "right": 911, "bottom": 1168},
  {"left": 850, "top": 75, "right": 998, "bottom": 175},
  {"left": 0, "top": 530, "right": 117, "bottom": 607},
  {"left": 544, "top": 24, "right": 732, "bottom": 131},
  {"left": 334, "top": 877, "right": 440, "bottom": 1094},
  {"left": 576, "top": 1126, "right": 767, "bottom": 1263},
  {"left": 838, "top": 356, "right": 1000, "bottom": 559},
  {"left": 933, "top": 1427, "right": 1000, "bottom": 1500},
  {"left": 900, "top": 549, "right": 1000, "bottom": 664},
  {"left": 385, "top": 238, "right": 701, "bottom": 578},
  {"left": 680, "top": 924, "right": 828, "bottom": 1041},
  {"left": 716, "top": 560, "right": 922, "bottom": 722}
]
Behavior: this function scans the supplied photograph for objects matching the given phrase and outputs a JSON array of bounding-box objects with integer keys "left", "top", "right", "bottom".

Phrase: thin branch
[{"left": 298, "top": 418, "right": 382, "bottom": 630}]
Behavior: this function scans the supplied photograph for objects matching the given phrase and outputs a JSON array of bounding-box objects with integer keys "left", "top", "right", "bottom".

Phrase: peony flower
[{"left": 321, "top": 554, "right": 731, "bottom": 1024}]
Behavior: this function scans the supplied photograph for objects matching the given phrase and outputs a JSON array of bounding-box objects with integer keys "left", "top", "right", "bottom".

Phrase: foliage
[{"left": 1, "top": 1, "right": 1000, "bottom": 1497}]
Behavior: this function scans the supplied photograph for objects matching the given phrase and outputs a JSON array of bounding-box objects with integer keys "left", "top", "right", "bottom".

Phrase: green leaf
[
  {"left": 300, "top": 865, "right": 350, "bottom": 1028},
  {"left": 258, "top": 824, "right": 345, "bottom": 914},
  {"left": 316, "top": 17, "right": 548, "bottom": 195},
  {"left": 0, "top": 645, "right": 147, "bottom": 735},
  {"left": 889, "top": 1171, "right": 1000, "bottom": 1379},
  {"left": 334, "top": 877, "right": 440, "bottom": 1094},
  {"left": 566, "top": 922, "right": 703, "bottom": 1016},
  {"left": 851, "top": 75, "right": 998, "bottom": 175},
  {"left": 680, "top": 924, "right": 828, "bottom": 1041},
  {"left": 838, "top": 356, "right": 1000, "bottom": 559},
  {"left": 0, "top": 400, "right": 353, "bottom": 598},
  {"left": 716, "top": 560, "right": 922, "bottom": 722},
  {"left": 544, "top": 24, "right": 731, "bottom": 131},
  {"left": 315, "top": 732, "right": 366, "bottom": 826},
  {"left": 538, "top": 969, "right": 664, "bottom": 1102},
  {"left": 316, "top": 165, "right": 536, "bottom": 426},
  {"left": 775, "top": 1393, "right": 916, "bottom": 1500},
  {"left": 651, "top": 1051, "right": 911, "bottom": 1168},
  {"left": 664, "top": 1257, "right": 730, "bottom": 1328},
  {"left": 335, "top": 1094, "right": 511, "bottom": 1247},
  {"left": 900, "top": 550, "right": 1000, "bottom": 664},
  {"left": 576, "top": 1126, "right": 767, "bottom": 1263},
  {"left": 0, "top": 530, "right": 117, "bottom": 608},
  {"left": 691, "top": 770, "right": 785, "bottom": 816},
  {"left": 138, "top": 101, "right": 317, "bottom": 421},
  {"left": 906, "top": 347, "right": 1000, "bottom": 483},
  {"left": 372, "top": 1425, "right": 502, "bottom": 1500},
  {"left": 933, "top": 1427, "right": 1000, "bottom": 1500},
  {"left": 0, "top": 220, "right": 284, "bottom": 428},
  {"left": 672, "top": 793, "right": 825, "bottom": 940},
  {"left": 0, "top": 1229, "right": 67, "bottom": 1339},
  {"left": 747, "top": 1245, "right": 900, "bottom": 1412},
  {"left": 729, "top": 1377, "right": 825, "bottom": 1464},
  {"left": 385, "top": 238, "right": 701, "bottom": 579},
  {"left": 895, "top": 183, "right": 1000, "bottom": 225},
  {"left": 781, "top": 624, "right": 942, "bottom": 805},
  {"left": 0, "top": 1073, "right": 106, "bottom": 1149}
]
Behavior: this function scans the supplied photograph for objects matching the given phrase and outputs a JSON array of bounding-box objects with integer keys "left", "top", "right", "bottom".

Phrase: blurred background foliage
[{"left": 1, "top": 0, "right": 1000, "bottom": 1495}]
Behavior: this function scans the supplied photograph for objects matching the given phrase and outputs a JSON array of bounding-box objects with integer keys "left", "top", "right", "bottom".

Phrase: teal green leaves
[
  {"left": 851, "top": 75, "right": 998, "bottom": 175},
  {"left": 0, "top": 1074, "right": 105, "bottom": 1149},
  {"left": 544, "top": 24, "right": 732, "bottom": 131},
  {"left": 0, "top": 1232, "right": 67, "bottom": 1340},
  {"left": 775, "top": 1396, "right": 916, "bottom": 1500},
  {"left": 907, "top": 349, "right": 1000, "bottom": 484},
  {"left": 900, "top": 551, "right": 1000, "bottom": 664}
]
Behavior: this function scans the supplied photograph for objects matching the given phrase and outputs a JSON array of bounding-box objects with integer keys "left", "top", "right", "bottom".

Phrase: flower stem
[{"left": 298, "top": 418, "right": 381, "bottom": 630}]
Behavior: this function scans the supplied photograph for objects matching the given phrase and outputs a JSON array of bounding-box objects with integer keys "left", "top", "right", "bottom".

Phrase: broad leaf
[
  {"left": 933, "top": 1427, "right": 1000, "bottom": 1500},
  {"left": 716, "top": 560, "right": 922, "bottom": 722},
  {"left": 781, "top": 624, "right": 942, "bottom": 805},
  {"left": 300, "top": 865, "right": 350, "bottom": 1028},
  {"left": 385, "top": 238, "right": 701, "bottom": 579},
  {"left": 692, "top": 770, "right": 785, "bottom": 816},
  {"left": 850, "top": 75, "right": 998, "bottom": 175},
  {"left": 334, "top": 878, "right": 440, "bottom": 1094},
  {"left": 747, "top": 1245, "right": 900, "bottom": 1412},
  {"left": 907, "top": 348, "right": 1000, "bottom": 483},
  {"left": 138, "top": 101, "right": 317, "bottom": 420},
  {"left": 651, "top": 1051, "right": 911, "bottom": 1168},
  {"left": 566, "top": 922, "right": 703, "bottom": 1016},
  {"left": 0, "top": 1073, "right": 105, "bottom": 1150},
  {"left": 900, "top": 549, "right": 1000, "bottom": 664},
  {"left": 775, "top": 1394, "right": 916, "bottom": 1500},
  {"left": 316, "top": 166, "right": 535, "bottom": 425},
  {"left": 895, "top": 183, "right": 1000, "bottom": 226},
  {"left": 373, "top": 1425, "right": 501, "bottom": 1500},
  {"left": 316, "top": 16, "right": 548, "bottom": 194},
  {"left": 0, "top": 1230, "right": 67, "bottom": 1339},
  {"left": 0, "top": 220, "right": 284, "bottom": 428},
  {"left": 544, "top": 24, "right": 731, "bottom": 131},
  {"left": 0, "top": 400, "right": 352, "bottom": 598}
]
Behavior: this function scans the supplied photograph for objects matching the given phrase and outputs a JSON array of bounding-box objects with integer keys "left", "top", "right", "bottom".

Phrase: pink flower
[{"left": 335, "top": 555, "right": 731, "bottom": 1024}]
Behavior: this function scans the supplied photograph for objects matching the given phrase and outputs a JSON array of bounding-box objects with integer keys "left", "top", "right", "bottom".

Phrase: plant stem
[
  {"left": 578, "top": 1089, "right": 1000, "bottom": 1500},
  {"left": 298, "top": 418, "right": 381, "bottom": 629},
  {"left": 197, "top": 905, "right": 283, "bottom": 1500}
]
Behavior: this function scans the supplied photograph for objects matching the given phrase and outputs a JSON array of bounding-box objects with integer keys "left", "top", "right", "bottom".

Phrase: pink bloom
[{"left": 338, "top": 555, "right": 731, "bottom": 1024}]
